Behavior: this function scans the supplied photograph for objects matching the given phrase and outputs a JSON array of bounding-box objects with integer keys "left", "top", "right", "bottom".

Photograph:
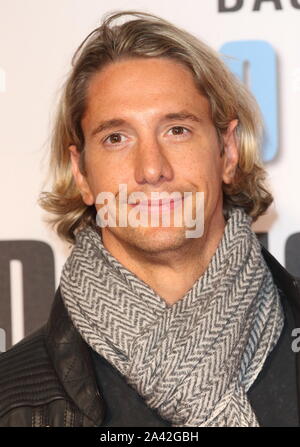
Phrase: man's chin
[{"left": 103, "top": 225, "right": 189, "bottom": 254}]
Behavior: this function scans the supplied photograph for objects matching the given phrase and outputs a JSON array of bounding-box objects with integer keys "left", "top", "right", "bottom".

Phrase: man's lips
[{"left": 128, "top": 197, "right": 184, "bottom": 209}]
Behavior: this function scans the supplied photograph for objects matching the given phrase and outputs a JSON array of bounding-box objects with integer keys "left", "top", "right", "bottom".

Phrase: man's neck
[{"left": 100, "top": 213, "right": 226, "bottom": 306}]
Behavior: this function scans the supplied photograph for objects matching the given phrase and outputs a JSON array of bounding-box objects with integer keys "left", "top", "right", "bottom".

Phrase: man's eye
[
  {"left": 168, "top": 126, "right": 190, "bottom": 136},
  {"left": 104, "top": 133, "right": 126, "bottom": 145}
]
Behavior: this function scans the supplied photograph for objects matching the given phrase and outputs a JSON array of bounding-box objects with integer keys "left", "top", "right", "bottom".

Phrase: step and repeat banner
[{"left": 1, "top": 0, "right": 300, "bottom": 351}]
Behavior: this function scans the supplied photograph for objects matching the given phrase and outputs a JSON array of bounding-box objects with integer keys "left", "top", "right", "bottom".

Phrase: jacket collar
[
  {"left": 261, "top": 245, "right": 300, "bottom": 320},
  {"left": 44, "top": 286, "right": 105, "bottom": 426},
  {"left": 44, "top": 246, "right": 300, "bottom": 427}
]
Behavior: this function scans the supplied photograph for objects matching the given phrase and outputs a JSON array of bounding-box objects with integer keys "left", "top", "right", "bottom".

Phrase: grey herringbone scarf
[{"left": 60, "top": 207, "right": 284, "bottom": 427}]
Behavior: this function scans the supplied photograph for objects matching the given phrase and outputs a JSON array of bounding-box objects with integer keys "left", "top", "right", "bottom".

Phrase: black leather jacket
[{"left": 0, "top": 246, "right": 300, "bottom": 427}]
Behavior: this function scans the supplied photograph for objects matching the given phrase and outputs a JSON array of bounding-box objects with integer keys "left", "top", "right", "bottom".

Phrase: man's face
[{"left": 69, "top": 57, "right": 238, "bottom": 253}]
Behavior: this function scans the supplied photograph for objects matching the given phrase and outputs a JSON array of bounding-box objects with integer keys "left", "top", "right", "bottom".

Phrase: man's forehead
[{"left": 85, "top": 57, "right": 199, "bottom": 100}]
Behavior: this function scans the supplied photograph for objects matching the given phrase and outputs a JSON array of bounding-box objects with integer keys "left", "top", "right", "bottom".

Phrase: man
[{"left": 0, "top": 10, "right": 299, "bottom": 427}]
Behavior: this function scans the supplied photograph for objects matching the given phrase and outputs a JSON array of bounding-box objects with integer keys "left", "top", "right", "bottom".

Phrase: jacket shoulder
[{"left": 0, "top": 326, "right": 68, "bottom": 419}]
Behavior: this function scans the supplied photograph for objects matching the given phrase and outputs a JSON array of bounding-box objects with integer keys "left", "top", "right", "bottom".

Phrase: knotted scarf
[{"left": 60, "top": 207, "right": 284, "bottom": 426}]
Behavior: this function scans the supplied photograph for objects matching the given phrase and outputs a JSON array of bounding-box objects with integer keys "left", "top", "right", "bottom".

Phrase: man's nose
[{"left": 134, "top": 136, "right": 174, "bottom": 185}]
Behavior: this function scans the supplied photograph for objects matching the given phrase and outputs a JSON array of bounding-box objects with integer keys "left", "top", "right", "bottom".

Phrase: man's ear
[
  {"left": 69, "top": 145, "right": 94, "bottom": 205},
  {"left": 221, "top": 119, "right": 239, "bottom": 185}
]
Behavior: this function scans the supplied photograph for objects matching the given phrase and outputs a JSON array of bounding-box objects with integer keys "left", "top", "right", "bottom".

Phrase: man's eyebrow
[
  {"left": 91, "top": 119, "right": 126, "bottom": 138},
  {"left": 163, "top": 112, "right": 203, "bottom": 124},
  {"left": 90, "top": 111, "right": 203, "bottom": 138}
]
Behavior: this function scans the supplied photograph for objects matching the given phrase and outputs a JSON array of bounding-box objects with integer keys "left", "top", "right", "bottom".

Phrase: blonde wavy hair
[{"left": 39, "top": 10, "right": 273, "bottom": 244}]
